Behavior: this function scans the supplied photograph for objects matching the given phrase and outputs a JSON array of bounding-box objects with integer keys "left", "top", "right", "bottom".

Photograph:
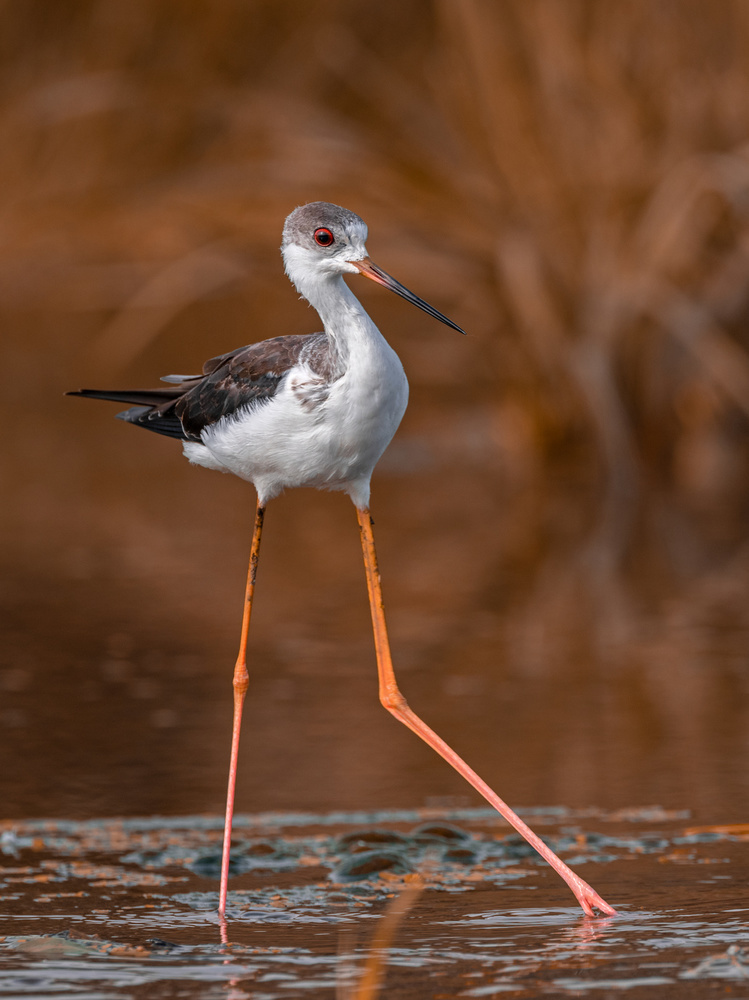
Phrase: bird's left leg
[
  {"left": 218, "top": 497, "right": 265, "bottom": 920},
  {"left": 355, "top": 507, "right": 617, "bottom": 918}
]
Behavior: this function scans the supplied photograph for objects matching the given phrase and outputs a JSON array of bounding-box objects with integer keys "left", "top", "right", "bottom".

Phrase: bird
[{"left": 69, "top": 201, "right": 616, "bottom": 921}]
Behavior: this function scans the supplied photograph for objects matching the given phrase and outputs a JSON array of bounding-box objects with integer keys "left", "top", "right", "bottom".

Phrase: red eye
[{"left": 314, "top": 227, "right": 334, "bottom": 247}]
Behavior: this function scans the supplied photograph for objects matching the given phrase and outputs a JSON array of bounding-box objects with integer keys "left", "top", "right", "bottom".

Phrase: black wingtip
[{"left": 66, "top": 389, "right": 117, "bottom": 399}]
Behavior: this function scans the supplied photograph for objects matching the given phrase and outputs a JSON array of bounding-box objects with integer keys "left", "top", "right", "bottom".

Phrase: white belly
[{"left": 182, "top": 339, "right": 408, "bottom": 509}]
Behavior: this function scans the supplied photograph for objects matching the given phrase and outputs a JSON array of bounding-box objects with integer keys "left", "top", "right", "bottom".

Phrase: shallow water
[
  {"left": 3, "top": 398, "right": 749, "bottom": 996},
  {"left": 4, "top": 367, "right": 749, "bottom": 997},
  {"left": 2, "top": 808, "right": 748, "bottom": 998}
]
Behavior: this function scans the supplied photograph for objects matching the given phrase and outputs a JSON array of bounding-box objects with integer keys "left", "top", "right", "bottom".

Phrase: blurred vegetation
[{"left": 2, "top": 0, "right": 749, "bottom": 596}]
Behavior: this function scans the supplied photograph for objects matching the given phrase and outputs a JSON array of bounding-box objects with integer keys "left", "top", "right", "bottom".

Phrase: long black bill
[{"left": 349, "top": 256, "right": 466, "bottom": 334}]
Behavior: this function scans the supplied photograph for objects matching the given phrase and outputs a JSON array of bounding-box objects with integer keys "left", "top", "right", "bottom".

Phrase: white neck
[
  {"left": 295, "top": 281, "right": 383, "bottom": 365},
  {"left": 284, "top": 244, "right": 383, "bottom": 348},
  {"left": 313, "top": 276, "right": 374, "bottom": 338}
]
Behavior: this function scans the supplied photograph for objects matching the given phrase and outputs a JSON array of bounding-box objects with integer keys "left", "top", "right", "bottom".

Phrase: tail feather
[
  {"left": 115, "top": 405, "right": 187, "bottom": 439},
  {"left": 67, "top": 388, "right": 190, "bottom": 441},
  {"left": 67, "top": 388, "right": 181, "bottom": 407}
]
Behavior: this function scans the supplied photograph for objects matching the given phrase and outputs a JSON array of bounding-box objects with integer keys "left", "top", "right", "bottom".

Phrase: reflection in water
[
  {"left": 337, "top": 875, "right": 424, "bottom": 999},
  {"left": 5, "top": 449, "right": 748, "bottom": 829},
  {"left": 2, "top": 455, "right": 749, "bottom": 826}
]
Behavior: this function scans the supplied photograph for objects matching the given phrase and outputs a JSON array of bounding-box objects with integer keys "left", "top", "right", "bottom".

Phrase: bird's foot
[{"left": 572, "top": 877, "right": 618, "bottom": 917}]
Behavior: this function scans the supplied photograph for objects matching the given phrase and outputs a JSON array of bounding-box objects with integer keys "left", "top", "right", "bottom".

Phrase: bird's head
[
  {"left": 281, "top": 201, "right": 465, "bottom": 333},
  {"left": 282, "top": 202, "right": 369, "bottom": 282}
]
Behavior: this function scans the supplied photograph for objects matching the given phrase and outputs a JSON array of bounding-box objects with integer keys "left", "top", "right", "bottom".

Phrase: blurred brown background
[{"left": 1, "top": 0, "right": 748, "bottom": 825}]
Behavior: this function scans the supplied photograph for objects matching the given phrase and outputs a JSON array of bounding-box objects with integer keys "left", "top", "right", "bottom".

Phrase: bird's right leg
[
  {"left": 355, "top": 507, "right": 617, "bottom": 918},
  {"left": 218, "top": 497, "right": 265, "bottom": 920}
]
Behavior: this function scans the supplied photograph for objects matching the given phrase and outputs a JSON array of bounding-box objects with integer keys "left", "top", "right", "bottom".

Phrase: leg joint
[
  {"left": 233, "top": 661, "right": 249, "bottom": 695},
  {"left": 380, "top": 686, "right": 409, "bottom": 715}
]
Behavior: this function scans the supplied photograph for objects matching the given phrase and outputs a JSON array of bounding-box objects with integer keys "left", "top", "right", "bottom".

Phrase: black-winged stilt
[{"left": 70, "top": 202, "right": 616, "bottom": 920}]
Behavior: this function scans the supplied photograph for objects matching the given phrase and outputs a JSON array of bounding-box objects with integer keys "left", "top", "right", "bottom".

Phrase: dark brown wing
[
  {"left": 174, "top": 333, "right": 331, "bottom": 439},
  {"left": 68, "top": 333, "right": 333, "bottom": 442}
]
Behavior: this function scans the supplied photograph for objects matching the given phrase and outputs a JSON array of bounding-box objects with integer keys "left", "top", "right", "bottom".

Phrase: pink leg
[
  {"left": 356, "top": 508, "right": 617, "bottom": 918},
  {"left": 218, "top": 498, "right": 265, "bottom": 920}
]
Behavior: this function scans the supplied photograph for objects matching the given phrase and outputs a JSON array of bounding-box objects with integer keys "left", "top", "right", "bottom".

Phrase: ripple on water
[{"left": 1, "top": 806, "right": 748, "bottom": 998}]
